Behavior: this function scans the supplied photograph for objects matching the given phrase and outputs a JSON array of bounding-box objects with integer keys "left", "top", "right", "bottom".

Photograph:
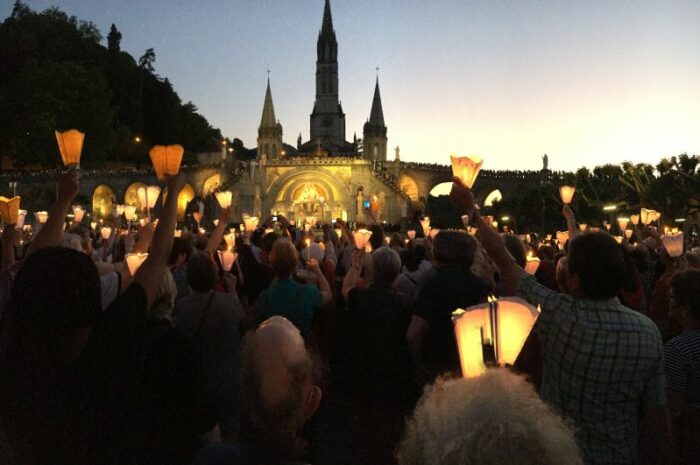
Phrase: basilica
[{"left": 228, "top": 0, "right": 411, "bottom": 225}]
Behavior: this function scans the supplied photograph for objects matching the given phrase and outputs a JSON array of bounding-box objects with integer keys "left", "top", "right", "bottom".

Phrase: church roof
[
  {"left": 368, "top": 77, "right": 385, "bottom": 127},
  {"left": 259, "top": 78, "right": 277, "bottom": 129}
]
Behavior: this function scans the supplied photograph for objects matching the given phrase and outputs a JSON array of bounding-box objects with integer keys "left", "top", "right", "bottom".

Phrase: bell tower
[
  {"left": 257, "top": 78, "right": 283, "bottom": 159},
  {"left": 309, "top": 0, "right": 346, "bottom": 147},
  {"left": 363, "top": 77, "right": 387, "bottom": 161}
]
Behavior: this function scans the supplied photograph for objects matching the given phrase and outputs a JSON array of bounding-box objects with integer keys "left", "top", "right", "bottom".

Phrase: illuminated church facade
[{"left": 228, "top": 0, "right": 410, "bottom": 224}]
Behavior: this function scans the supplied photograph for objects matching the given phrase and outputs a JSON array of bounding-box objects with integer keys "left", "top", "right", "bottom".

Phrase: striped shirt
[
  {"left": 516, "top": 267, "right": 666, "bottom": 465},
  {"left": 664, "top": 329, "right": 700, "bottom": 413}
]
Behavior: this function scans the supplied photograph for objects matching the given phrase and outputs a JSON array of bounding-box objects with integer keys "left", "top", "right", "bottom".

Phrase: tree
[
  {"left": 107, "top": 23, "right": 121, "bottom": 52},
  {"left": 138, "top": 47, "right": 156, "bottom": 73}
]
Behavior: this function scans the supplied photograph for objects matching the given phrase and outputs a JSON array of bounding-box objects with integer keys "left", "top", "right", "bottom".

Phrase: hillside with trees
[{"left": 0, "top": 1, "right": 224, "bottom": 169}]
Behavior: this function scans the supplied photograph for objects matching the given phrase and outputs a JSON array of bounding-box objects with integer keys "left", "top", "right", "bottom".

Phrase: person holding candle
[{"left": 449, "top": 176, "right": 673, "bottom": 465}]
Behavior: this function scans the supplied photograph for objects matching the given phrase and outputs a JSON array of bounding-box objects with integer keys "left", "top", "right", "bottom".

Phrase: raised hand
[{"left": 450, "top": 176, "right": 476, "bottom": 213}]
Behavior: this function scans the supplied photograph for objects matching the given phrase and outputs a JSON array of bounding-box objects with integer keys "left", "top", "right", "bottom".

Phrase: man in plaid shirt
[{"left": 450, "top": 177, "right": 673, "bottom": 465}]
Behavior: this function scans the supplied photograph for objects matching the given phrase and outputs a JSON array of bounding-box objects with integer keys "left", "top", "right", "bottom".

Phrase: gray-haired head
[{"left": 371, "top": 246, "right": 402, "bottom": 287}]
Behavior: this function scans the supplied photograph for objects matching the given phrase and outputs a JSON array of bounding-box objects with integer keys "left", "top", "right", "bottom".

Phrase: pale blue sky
[{"left": 5, "top": 0, "right": 700, "bottom": 171}]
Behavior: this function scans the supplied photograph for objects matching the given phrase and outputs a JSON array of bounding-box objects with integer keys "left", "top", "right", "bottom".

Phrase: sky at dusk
[{"left": 4, "top": 0, "right": 700, "bottom": 171}]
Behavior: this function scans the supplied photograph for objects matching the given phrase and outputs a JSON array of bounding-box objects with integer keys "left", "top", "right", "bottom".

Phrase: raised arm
[
  {"left": 206, "top": 206, "right": 231, "bottom": 256},
  {"left": 26, "top": 171, "right": 78, "bottom": 257},
  {"left": 134, "top": 174, "right": 185, "bottom": 308},
  {"left": 307, "top": 258, "right": 332, "bottom": 305},
  {"left": 563, "top": 205, "right": 577, "bottom": 240}
]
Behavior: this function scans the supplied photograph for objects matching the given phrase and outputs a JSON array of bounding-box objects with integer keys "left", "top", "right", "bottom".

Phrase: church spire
[
  {"left": 259, "top": 78, "right": 277, "bottom": 129},
  {"left": 368, "top": 77, "right": 385, "bottom": 127},
  {"left": 321, "top": 0, "right": 334, "bottom": 35}
]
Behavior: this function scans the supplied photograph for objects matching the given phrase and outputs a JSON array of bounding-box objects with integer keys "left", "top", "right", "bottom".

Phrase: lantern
[
  {"left": 139, "top": 219, "right": 148, "bottom": 227},
  {"left": 199, "top": 227, "right": 206, "bottom": 235},
  {"left": 407, "top": 230, "right": 416, "bottom": 240},
  {"left": 149, "top": 144, "right": 184, "bottom": 181},
  {"left": 353, "top": 229, "right": 372, "bottom": 250},
  {"left": 101, "top": 227, "right": 112, "bottom": 240},
  {"left": 217, "top": 249, "right": 237, "bottom": 272},
  {"left": 16, "top": 210, "right": 27, "bottom": 229},
  {"left": 115, "top": 204, "right": 125, "bottom": 217},
  {"left": 224, "top": 233, "right": 236, "bottom": 249},
  {"left": 420, "top": 217, "right": 430, "bottom": 236},
  {"left": 613, "top": 235, "right": 623, "bottom": 244},
  {"left": 0, "top": 196, "right": 21, "bottom": 225},
  {"left": 137, "top": 186, "right": 161, "bottom": 210},
  {"left": 661, "top": 232, "right": 684, "bottom": 258},
  {"left": 125, "top": 253, "right": 148, "bottom": 276},
  {"left": 72, "top": 206, "right": 85, "bottom": 224},
  {"left": 651, "top": 210, "right": 662, "bottom": 222},
  {"left": 630, "top": 214, "right": 640, "bottom": 226},
  {"left": 491, "top": 221, "right": 499, "bottom": 230},
  {"left": 90, "top": 221, "right": 97, "bottom": 230},
  {"left": 640, "top": 208, "right": 653, "bottom": 225},
  {"left": 370, "top": 195, "right": 380, "bottom": 213},
  {"left": 124, "top": 205, "right": 137, "bottom": 221},
  {"left": 213, "top": 219, "right": 219, "bottom": 227},
  {"left": 430, "top": 228, "right": 441, "bottom": 239},
  {"left": 617, "top": 218, "right": 629, "bottom": 233},
  {"left": 450, "top": 154, "right": 483, "bottom": 188},
  {"left": 174, "top": 229, "right": 182, "bottom": 238},
  {"left": 54, "top": 129, "right": 84, "bottom": 167},
  {"left": 452, "top": 296, "right": 539, "bottom": 378},
  {"left": 193, "top": 212, "right": 203, "bottom": 226},
  {"left": 559, "top": 185, "right": 575, "bottom": 205},
  {"left": 624, "top": 229, "right": 633, "bottom": 239},
  {"left": 35, "top": 211, "right": 48, "bottom": 224},
  {"left": 215, "top": 191, "right": 233, "bottom": 209},
  {"left": 525, "top": 255, "right": 540, "bottom": 275},
  {"left": 578, "top": 223, "right": 587, "bottom": 232},
  {"left": 556, "top": 231, "right": 569, "bottom": 245},
  {"left": 243, "top": 216, "right": 259, "bottom": 232},
  {"left": 467, "top": 227, "right": 477, "bottom": 236}
]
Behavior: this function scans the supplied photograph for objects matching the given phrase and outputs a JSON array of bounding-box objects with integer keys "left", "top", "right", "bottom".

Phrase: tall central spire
[
  {"left": 259, "top": 78, "right": 276, "bottom": 129},
  {"left": 311, "top": 0, "right": 345, "bottom": 148},
  {"left": 369, "top": 77, "right": 385, "bottom": 126},
  {"left": 321, "top": 0, "right": 334, "bottom": 35}
]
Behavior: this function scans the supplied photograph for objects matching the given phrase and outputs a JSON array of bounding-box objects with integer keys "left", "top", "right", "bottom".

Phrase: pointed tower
[
  {"left": 309, "top": 0, "right": 346, "bottom": 148},
  {"left": 363, "top": 77, "right": 387, "bottom": 161},
  {"left": 257, "top": 78, "right": 283, "bottom": 159}
]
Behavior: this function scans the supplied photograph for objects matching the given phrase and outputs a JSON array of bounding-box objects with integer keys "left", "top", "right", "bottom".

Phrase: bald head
[{"left": 240, "top": 317, "right": 320, "bottom": 454}]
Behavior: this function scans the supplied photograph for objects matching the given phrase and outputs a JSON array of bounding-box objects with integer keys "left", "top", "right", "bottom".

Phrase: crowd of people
[{"left": 0, "top": 171, "right": 697, "bottom": 465}]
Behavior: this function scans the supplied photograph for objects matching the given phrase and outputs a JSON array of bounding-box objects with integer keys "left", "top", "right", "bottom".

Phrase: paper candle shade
[
  {"left": 614, "top": 236, "right": 623, "bottom": 244},
  {"left": 217, "top": 249, "right": 237, "bottom": 272},
  {"left": 90, "top": 221, "right": 97, "bottom": 230},
  {"left": 651, "top": 211, "right": 662, "bottom": 222},
  {"left": 16, "top": 210, "right": 27, "bottom": 229},
  {"left": 452, "top": 297, "right": 539, "bottom": 378},
  {"left": 124, "top": 205, "right": 137, "bottom": 221},
  {"left": 407, "top": 230, "right": 416, "bottom": 240},
  {"left": 370, "top": 195, "right": 380, "bottom": 213},
  {"left": 125, "top": 253, "right": 148, "bottom": 276},
  {"left": 640, "top": 208, "right": 653, "bottom": 225},
  {"left": 137, "top": 186, "right": 161, "bottom": 210},
  {"left": 661, "top": 232, "right": 684, "bottom": 258},
  {"left": 624, "top": 229, "right": 633, "bottom": 239},
  {"left": 55, "top": 129, "right": 84, "bottom": 167},
  {"left": 525, "top": 256, "right": 541, "bottom": 275},
  {"left": 224, "top": 233, "right": 236, "bottom": 249},
  {"left": 0, "top": 197, "right": 21, "bottom": 225},
  {"left": 101, "top": 227, "right": 112, "bottom": 240},
  {"left": 559, "top": 186, "right": 575, "bottom": 205},
  {"left": 215, "top": 191, "right": 233, "bottom": 209},
  {"left": 35, "top": 211, "right": 48, "bottom": 224},
  {"left": 450, "top": 155, "right": 483, "bottom": 188},
  {"left": 630, "top": 214, "right": 640, "bottom": 225},
  {"left": 149, "top": 144, "right": 184, "bottom": 181},
  {"left": 430, "top": 228, "right": 440, "bottom": 239},
  {"left": 192, "top": 212, "right": 203, "bottom": 225},
  {"left": 420, "top": 217, "right": 430, "bottom": 236},
  {"left": 578, "top": 223, "right": 587, "bottom": 232},
  {"left": 617, "top": 218, "right": 629, "bottom": 233},
  {"left": 243, "top": 216, "right": 259, "bottom": 232},
  {"left": 213, "top": 219, "right": 219, "bottom": 227},
  {"left": 556, "top": 231, "right": 569, "bottom": 245},
  {"left": 353, "top": 229, "right": 372, "bottom": 249},
  {"left": 72, "top": 206, "right": 85, "bottom": 223}
]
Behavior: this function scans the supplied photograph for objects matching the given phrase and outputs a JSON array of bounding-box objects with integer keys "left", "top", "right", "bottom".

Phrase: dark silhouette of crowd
[{"left": 0, "top": 172, "right": 697, "bottom": 465}]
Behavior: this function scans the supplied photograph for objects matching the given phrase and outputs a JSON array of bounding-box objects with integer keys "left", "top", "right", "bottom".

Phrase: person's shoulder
[{"left": 666, "top": 329, "right": 700, "bottom": 352}]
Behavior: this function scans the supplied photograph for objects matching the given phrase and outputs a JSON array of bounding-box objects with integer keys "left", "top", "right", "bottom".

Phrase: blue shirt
[{"left": 256, "top": 278, "right": 323, "bottom": 340}]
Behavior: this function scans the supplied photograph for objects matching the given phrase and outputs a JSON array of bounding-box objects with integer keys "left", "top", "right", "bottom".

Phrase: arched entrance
[
  {"left": 92, "top": 184, "right": 116, "bottom": 219},
  {"left": 399, "top": 175, "right": 419, "bottom": 201},
  {"left": 203, "top": 174, "right": 221, "bottom": 197},
  {"left": 267, "top": 169, "right": 352, "bottom": 224},
  {"left": 177, "top": 184, "right": 195, "bottom": 221},
  {"left": 125, "top": 182, "right": 147, "bottom": 210}
]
